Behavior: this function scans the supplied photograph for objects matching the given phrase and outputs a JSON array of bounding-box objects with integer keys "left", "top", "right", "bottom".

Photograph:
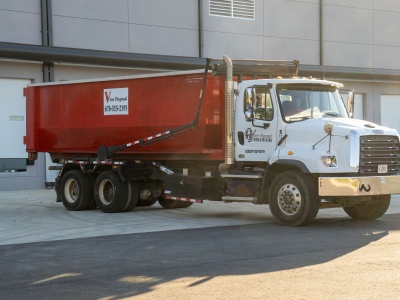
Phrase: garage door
[
  {"left": 0, "top": 78, "right": 31, "bottom": 165},
  {"left": 381, "top": 95, "right": 400, "bottom": 134}
]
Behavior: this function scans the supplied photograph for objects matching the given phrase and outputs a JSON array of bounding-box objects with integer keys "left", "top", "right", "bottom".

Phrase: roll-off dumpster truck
[{"left": 24, "top": 56, "right": 400, "bottom": 226}]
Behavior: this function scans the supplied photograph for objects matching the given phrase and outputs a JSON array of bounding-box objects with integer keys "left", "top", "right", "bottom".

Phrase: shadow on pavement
[{"left": 0, "top": 213, "right": 399, "bottom": 299}]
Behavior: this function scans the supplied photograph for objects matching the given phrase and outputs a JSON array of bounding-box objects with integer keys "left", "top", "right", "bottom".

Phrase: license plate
[{"left": 378, "top": 164, "right": 388, "bottom": 173}]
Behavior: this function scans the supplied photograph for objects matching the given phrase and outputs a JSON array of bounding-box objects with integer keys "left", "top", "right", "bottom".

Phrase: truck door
[{"left": 235, "top": 85, "right": 278, "bottom": 162}]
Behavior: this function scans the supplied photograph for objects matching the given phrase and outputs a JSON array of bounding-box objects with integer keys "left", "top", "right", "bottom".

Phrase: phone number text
[{"left": 104, "top": 105, "right": 128, "bottom": 113}]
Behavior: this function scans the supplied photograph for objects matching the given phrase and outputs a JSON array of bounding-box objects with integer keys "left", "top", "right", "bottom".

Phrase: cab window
[{"left": 244, "top": 87, "right": 273, "bottom": 121}]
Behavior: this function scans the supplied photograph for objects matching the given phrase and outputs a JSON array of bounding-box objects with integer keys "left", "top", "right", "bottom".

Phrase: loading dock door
[
  {"left": 0, "top": 79, "right": 31, "bottom": 171},
  {"left": 381, "top": 95, "right": 400, "bottom": 134}
]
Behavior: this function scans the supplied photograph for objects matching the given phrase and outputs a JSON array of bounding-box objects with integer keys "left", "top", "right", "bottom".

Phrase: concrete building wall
[
  {"left": 51, "top": 0, "right": 199, "bottom": 56},
  {"left": 52, "top": 0, "right": 130, "bottom": 52},
  {"left": 2, "top": 0, "right": 400, "bottom": 68},
  {"left": 262, "top": 0, "right": 320, "bottom": 64},
  {"left": 128, "top": 0, "right": 199, "bottom": 56},
  {"left": 324, "top": 3, "right": 374, "bottom": 68},
  {"left": 202, "top": 0, "right": 263, "bottom": 59},
  {"left": 374, "top": 7, "right": 400, "bottom": 69},
  {"left": 0, "top": 0, "right": 42, "bottom": 45}
]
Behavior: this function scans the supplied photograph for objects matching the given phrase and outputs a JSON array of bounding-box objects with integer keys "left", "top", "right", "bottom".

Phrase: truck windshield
[{"left": 276, "top": 84, "right": 348, "bottom": 122}]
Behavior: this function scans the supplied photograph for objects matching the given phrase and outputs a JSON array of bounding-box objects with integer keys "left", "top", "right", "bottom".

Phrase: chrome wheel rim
[{"left": 277, "top": 183, "right": 301, "bottom": 216}]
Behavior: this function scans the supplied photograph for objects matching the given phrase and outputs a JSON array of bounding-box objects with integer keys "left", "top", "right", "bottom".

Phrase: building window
[{"left": 209, "top": 0, "right": 255, "bottom": 20}]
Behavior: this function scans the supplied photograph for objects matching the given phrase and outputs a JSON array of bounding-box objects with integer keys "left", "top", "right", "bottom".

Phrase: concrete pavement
[
  {"left": 1, "top": 188, "right": 400, "bottom": 246},
  {"left": 2, "top": 189, "right": 400, "bottom": 300}
]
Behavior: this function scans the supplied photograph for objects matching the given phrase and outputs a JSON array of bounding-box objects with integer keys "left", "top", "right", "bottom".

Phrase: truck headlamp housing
[{"left": 321, "top": 156, "right": 337, "bottom": 168}]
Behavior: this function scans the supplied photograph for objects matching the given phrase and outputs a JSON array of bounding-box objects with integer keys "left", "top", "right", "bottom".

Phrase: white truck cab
[{"left": 220, "top": 56, "right": 400, "bottom": 226}]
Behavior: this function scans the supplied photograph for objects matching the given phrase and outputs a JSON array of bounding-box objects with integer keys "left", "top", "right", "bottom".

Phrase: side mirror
[
  {"left": 346, "top": 90, "right": 354, "bottom": 118},
  {"left": 245, "top": 110, "right": 253, "bottom": 122},
  {"left": 340, "top": 89, "right": 355, "bottom": 118}
]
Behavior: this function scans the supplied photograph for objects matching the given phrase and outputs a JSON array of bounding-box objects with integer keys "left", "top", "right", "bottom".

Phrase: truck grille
[{"left": 359, "top": 135, "right": 400, "bottom": 175}]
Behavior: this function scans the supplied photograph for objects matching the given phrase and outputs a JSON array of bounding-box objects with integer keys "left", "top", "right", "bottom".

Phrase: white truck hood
[
  {"left": 285, "top": 117, "right": 399, "bottom": 140},
  {"left": 278, "top": 117, "right": 400, "bottom": 173}
]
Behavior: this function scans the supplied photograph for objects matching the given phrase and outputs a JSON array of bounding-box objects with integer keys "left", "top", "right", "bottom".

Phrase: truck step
[
  {"left": 222, "top": 196, "right": 258, "bottom": 203},
  {"left": 221, "top": 174, "right": 263, "bottom": 179}
]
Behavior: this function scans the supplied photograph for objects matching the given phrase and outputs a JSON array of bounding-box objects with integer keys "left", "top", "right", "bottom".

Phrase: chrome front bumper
[{"left": 319, "top": 175, "right": 400, "bottom": 196}]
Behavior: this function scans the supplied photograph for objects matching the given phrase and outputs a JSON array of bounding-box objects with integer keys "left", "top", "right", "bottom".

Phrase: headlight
[{"left": 321, "top": 156, "right": 337, "bottom": 167}]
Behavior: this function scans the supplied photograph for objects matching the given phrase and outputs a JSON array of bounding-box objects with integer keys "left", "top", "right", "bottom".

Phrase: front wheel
[
  {"left": 343, "top": 195, "right": 390, "bottom": 220},
  {"left": 269, "top": 171, "right": 320, "bottom": 226}
]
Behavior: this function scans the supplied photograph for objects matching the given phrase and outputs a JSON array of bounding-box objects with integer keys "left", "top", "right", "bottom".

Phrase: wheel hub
[
  {"left": 64, "top": 178, "right": 79, "bottom": 204},
  {"left": 278, "top": 184, "right": 301, "bottom": 216},
  {"left": 99, "top": 180, "right": 115, "bottom": 205}
]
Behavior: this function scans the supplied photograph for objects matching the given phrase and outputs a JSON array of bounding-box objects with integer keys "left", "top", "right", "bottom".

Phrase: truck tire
[
  {"left": 121, "top": 180, "right": 139, "bottom": 212},
  {"left": 178, "top": 201, "right": 193, "bottom": 208},
  {"left": 85, "top": 173, "right": 98, "bottom": 210},
  {"left": 136, "top": 198, "right": 158, "bottom": 207},
  {"left": 269, "top": 171, "right": 319, "bottom": 226},
  {"left": 343, "top": 195, "right": 390, "bottom": 220},
  {"left": 158, "top": 196, "right": 194, "bottom": 209},
  {"left": 158, "top": 196, "right": 182, "bottom": 209},
  {"left": 94, "top": 170, "right": 129, "bottom": 213},
  {"left": 60, "top": 170, "right": 93, "bottom": 211}
]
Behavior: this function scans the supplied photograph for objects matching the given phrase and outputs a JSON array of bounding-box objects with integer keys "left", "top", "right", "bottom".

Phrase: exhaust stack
[{"left": 223, "top": 55, "right": 234, "bottom": 167}]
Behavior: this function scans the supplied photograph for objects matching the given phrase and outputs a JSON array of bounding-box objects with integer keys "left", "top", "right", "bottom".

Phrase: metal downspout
[
  {"left": 319, "top": 0, "right": 324, "bottom": 68},
  {"left": 198, "top": 0, "right": 203, "bottom": 58},
  {"left": 41, "top": 0, "right": 54, "bottom": 82}
]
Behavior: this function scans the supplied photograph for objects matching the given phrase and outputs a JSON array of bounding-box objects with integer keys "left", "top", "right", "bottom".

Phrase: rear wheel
[
  {"left": 85, "top": 173, "right": 98, "bottom": 210},
  {"left": 178, "top": 201, "right": 193, "bottom": 208},
  {"left": 343, "top": 195, "right": 390, "bottom": 220},
  {"left": 121, "top": 180, "right": 139, "bottom": 212},
  {"left": 136, "top": 198, "right": 158, "bottom": 207},
  {"left": 94, "top": 170, "right": 129, "bottom": 213},
  {"left": 269, "top": 171, "right": 319, "bottom": 226},
  {"left": 60, "top": 170, "right": 93, "bottom": 211}
]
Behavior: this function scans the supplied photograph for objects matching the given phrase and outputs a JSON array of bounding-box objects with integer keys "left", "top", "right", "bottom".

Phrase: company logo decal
[
  {"left": 104, "top": 91, "right": 111, "bottom": 103},
  {"left": 373, "top": 130, "right": 384, "bottom": 134},
  {"left": 245, "top": 128, "right": 272, "bottom": 143},
  {"left": 359, "top": 183, "right": 371, "bottom": 192},
  {"left": 245, "top": 128, "right": 256, "bottom": 142},
  {"left": 103, "top": 88, "right": 128, "bottom": 115}
]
